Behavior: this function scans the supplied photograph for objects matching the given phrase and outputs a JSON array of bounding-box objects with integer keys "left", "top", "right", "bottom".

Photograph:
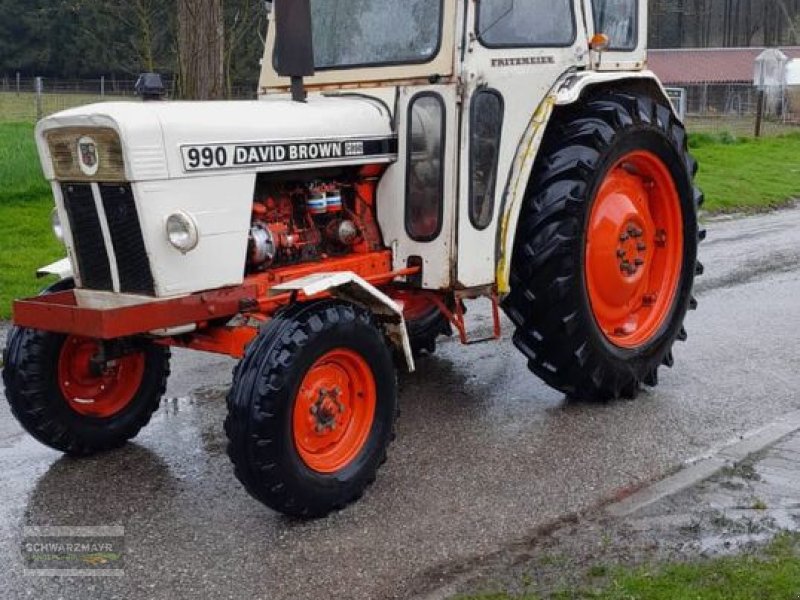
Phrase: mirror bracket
[{"left": 290, "top": 77, "right": 307, "bottom": 103}]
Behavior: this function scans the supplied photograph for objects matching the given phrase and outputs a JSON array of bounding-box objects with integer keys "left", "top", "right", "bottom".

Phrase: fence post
[
  {"left": 101, "top": 75, "right": 105, "bottom": 98},
  {"left": 755, "top": 89, "right": 765, "bottom": 138},
  {"left": 702, "top": 84, "right": 708, "bottom": 116},
  {"left": 35, "top": 76, "right": 44, "bottom": 121},
  {"left": 16, "top": 72, "right": 20, "bottom": 96}
]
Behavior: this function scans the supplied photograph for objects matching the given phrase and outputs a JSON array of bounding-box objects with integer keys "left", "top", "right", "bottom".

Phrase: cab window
[
  {"left": 477, "top": 0, "right": 575, "bottom": 47},
  {"left": 406, "top": 94, "right": 445, "bottom": 242},
  {"left": 591, "top": 0, "right": 638, "bottom": 50},
  {"left": 469, "top": 90, "right": 504, "bottom": 230}
]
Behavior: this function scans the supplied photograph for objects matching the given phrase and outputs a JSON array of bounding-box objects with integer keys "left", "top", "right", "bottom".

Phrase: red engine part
[
  {"left": 249, "top": 192, "right": 320, "bottom": 268},
  {"left": 247, "top": 177, "right": 382, "bottom": 272},
  {"left": 253, "top": 194, "right": 293, "bottom": 222}
]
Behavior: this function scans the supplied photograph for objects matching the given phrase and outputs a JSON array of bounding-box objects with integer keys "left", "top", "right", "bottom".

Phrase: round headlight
[
  {"left": 51, "top": 208, "right": 65, "bottom": 244},
  {"left": 166, "top": 212, "right": 199, "bottom": 253}
]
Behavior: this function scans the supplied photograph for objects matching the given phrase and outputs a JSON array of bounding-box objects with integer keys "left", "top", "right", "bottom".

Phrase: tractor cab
[{"left": 258, "top": 0, "right": 649, "bottom": 291}]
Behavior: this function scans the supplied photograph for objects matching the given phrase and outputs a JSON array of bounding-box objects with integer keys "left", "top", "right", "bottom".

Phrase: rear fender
[
  {"left": 554, "top": 70, "right": 678, "bottom": 118},
  {"left": 495, "top": 71, "right": 677, "bottom": 294}
]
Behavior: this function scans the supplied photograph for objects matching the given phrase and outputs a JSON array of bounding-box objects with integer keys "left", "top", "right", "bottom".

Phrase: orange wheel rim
[
  {"left": 292, "top": 348, "right": 377, "bottom": 474},
  {"left": 58, "top": 336, "right": 146, "bottom": 418},
  {"left": 585, "top": 151, "right": 684, "bottom": 349}
]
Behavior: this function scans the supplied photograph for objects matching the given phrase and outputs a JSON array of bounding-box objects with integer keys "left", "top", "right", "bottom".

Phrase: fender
[
  {"left": 271, "top": 272, "right": 416, "bottom": 373},
  {"left": 554, "top": 69, "right": 678, "bottom": 114},
  {"left": 36, "top": 257, "right": 74, "bottom": 280},
  {"left": 495, "top": 70, "right": 678, "bottom": 294}
]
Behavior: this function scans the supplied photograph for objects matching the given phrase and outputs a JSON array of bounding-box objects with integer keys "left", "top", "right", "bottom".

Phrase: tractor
[{"left": 2, "top": 0, "right": 703, "bottom": 518}]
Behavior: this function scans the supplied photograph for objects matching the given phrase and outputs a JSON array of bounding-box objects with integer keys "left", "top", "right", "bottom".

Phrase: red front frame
[{"left": 13, "top": 251, "right": 419, "bottom": 358}]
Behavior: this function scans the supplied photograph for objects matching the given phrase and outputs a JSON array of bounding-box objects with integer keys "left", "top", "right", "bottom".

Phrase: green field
[
  {"left": 0, "top": 123, "right": 799, "bottom": 319},
  {"left": 0, "top": 123, "right": 61, "bottom": 319},
  {"left": 691, "top": 132, "right": 800, "bottom": 212},
  {"left": 0, "top": 122, "right": 49, "bottom": 201}
]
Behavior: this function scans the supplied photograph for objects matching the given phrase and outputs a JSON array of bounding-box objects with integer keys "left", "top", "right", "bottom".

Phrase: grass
[
  {"left": 0, "top": 199, "right": 60, "bottom": 317},
  {"left": 459, "top": 534, "right": 800, "bottom": 600},
  {"left": 691, "top": 131, "right": 800, "bottom": 212},
  {"left": 0, "top": 121, "right": 799, "bottom": 319},
  {"left": 0, "top": 122, "right": 61, "bottom": 319},
  {"left": 0, "top": 122, "right": 50, "bottom": 202}
]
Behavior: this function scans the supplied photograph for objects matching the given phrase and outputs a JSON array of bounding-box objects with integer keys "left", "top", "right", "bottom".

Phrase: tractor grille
[
  {"left": 62, "top": 184, "right": 114, "bottom": 292},
  {"left": 61, "top": 183, "right": 155, "bottom": 296},
  {"left": 100, "top": 184, "right": 155, "bottom": 295}
]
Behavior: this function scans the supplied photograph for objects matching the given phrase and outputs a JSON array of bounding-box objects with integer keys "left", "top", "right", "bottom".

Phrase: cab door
[
  {"left": 456, "top": 0, "right": 590, "bottom": 288},
  {"left": 375, "top": 84, "right": 460, "bottom": 290}
]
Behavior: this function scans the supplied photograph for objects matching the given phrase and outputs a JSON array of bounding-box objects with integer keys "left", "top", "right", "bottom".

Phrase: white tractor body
[
  {"left": 31, "top": 0, "right": 671, "bottom": 308},
  {"left": 6, "top": 0, "right": 702, "bottom": 518}
]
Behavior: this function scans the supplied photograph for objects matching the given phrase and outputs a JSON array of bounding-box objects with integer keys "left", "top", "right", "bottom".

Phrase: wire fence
[
  {"left": 0, "top": 76, "right": 259, "bottom": 123},
  {"left": 3, "top": 77, "right": 800, "bottom": 139},
  {"left": 669, "top": 82, "right": 800, "bottom": 138}
]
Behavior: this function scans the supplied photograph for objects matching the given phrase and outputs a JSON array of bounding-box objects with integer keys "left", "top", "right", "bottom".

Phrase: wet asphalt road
[{"left": 2, "top": 207, "right": 800, "bottom": 600}]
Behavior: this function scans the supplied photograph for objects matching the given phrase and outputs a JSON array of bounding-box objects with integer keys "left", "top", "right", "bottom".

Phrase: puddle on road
[
  {"left": 430, "top": 435, "right": 800, "bottom": 600},
  {"left": 157, "top": 384, "right": 230, "bottom": 416}
]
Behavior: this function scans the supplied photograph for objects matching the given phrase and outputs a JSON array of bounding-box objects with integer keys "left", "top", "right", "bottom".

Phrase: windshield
[
  {"left": 478, "top": 0, "right": 575, "bottom": 47},
  {"left": 310, "top": 0, "right": 443, "bottom": 69}
]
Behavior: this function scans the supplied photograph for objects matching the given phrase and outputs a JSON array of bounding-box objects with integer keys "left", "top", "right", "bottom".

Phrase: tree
[
  {"left": 89, "top": 0, "right": 174, "bottom": 76},
  {"left": 176, "top": 0, "right": 225, "bottom": 99},
  {"left": 649, "top": 0, "right": 800, "bottom": 49},
  {"left": 224, "top": 0, "right": 267, "bottom": 96}
]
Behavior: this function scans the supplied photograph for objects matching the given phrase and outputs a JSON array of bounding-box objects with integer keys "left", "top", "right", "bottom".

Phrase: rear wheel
[
  {"left": 225, "top": 301, "right": 398, "bottom": 518},
  {"left": 503, "top": 92, "right": 703, "bottom": 400}
]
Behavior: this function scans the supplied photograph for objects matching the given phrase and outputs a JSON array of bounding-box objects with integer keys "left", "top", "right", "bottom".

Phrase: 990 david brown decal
[{"left": 181, "top": 137, "right": 396, "bottom": 172}]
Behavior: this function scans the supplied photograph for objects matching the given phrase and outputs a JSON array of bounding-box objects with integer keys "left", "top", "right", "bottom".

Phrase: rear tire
[
  {"left": 503, "top": 92, "right": 703, "bottom": 401},
  {"left": 225, "top": 301, "right": 398, "bottom": 519}
]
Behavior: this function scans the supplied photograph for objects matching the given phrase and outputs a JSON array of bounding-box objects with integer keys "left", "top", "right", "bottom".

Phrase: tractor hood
[{"left": 36, "top": 96, "right": 397, "bottom": 182}]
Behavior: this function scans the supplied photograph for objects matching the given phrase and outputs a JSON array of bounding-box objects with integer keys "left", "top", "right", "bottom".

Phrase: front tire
[
  {"left": 503, "top": 92, "right": 703, "bottom": 400},
  {"left": 225, "top": 301, "right": 398, "bottom": 519},
  {"left": 3, "top": 328, "right": 170, "bottom": 455}
]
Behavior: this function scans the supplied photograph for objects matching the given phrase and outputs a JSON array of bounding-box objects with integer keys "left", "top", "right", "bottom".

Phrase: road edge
[{"left": 414, "top": 409, "right": 800, "bottom": 600}]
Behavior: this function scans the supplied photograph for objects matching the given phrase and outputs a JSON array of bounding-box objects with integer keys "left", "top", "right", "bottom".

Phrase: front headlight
[
  {"left": 51, "top": 208, "right": 65, "bottom": 244},
  {"left": 166, "top": 212, "right": 199, "bottom": 253},
  {"left": 46, "top": 127, "right": 126, "bottom": 182}
]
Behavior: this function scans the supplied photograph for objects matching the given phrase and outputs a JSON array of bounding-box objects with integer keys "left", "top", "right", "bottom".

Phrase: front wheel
[
  {"left": 503, "top": 92, "right": 703, "bottom": 401},
  {"left": 3, "top": 328, "right": 170, "bottom": 455},
  {"left": 225, "top": 301, "right": 398, "bottom": 519}
]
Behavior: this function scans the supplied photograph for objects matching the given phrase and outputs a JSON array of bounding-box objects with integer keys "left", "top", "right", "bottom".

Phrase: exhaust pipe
[{"left": 273, "top": 0, "right": 316, "bottom": 103}]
